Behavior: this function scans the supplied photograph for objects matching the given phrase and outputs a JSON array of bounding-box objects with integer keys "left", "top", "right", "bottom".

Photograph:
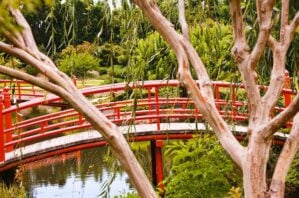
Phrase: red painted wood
[
  {"left": 0, "top": 95, "right": 4, "bottom": 162},
  {"left": 3, "top": 87, "right": 12, "bottom": 152},
  {"left": 0, "top": 80, "right": 294, "bottom": 169},
  {"left": 155, "top": 140, "right": 164, "bottom": 191},
  {"left": 155, "top": 86, "right": 160, "bottom": 130}
]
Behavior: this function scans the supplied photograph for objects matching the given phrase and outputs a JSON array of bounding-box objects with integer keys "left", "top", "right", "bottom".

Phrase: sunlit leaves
[
  {"left": 191, "top": 20, "right": 237, "bottom": 81},
  {"left": 126, "top": 32, "right": 177, "bottom": 81},
  {"left": 164, "top": 136, "right": 242, "bottom": 198},
  {"left": 0, "top": 0, "right": 53, "bottom": 35}
]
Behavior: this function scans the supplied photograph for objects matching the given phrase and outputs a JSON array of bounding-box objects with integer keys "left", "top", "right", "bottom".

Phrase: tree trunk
[{"left": 243, "top": 135, "right": 272, "bottom": 197}]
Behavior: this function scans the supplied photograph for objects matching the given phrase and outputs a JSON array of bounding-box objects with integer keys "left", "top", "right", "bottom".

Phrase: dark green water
[{"left": 22, "top": 146, "right": 151, "bottom": 198}]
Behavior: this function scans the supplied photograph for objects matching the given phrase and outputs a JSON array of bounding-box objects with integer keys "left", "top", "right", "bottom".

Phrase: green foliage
[
  {"left": 0, "top": 0, "right": 53, "bottom": 36},
  {"left": 126, "top": 32, "right": 177, "bottom": 81},
  {"left": 0, "top": 183, "right": 26, "bottom": 198},
  {"left": 226, "top": 186, "right": 242, "bottom": 198},
  {"left": 58, "top": 42, "right": 100, "bottom": 78},
  {"left": 164, "top": 136, "right": 242, "bottom": 198},
  {"left": 286, "top": 152, "right": 299, "bottom": 191},
  {"left": 191, "top": 19, "right": 237, "bottom": 81},
  {"left": 96, "top": 43, "right": 127, "bottom": 67},
  {"left": 24, "top": 0, "right": 111, "bottom": 54},
  {"left": 114, "top": 192, "right": 140, "bottom": 198}
]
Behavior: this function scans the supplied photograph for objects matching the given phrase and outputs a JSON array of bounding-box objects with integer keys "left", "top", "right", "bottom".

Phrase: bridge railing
[
  {"left": 0, "top": 79, "right": 296, "bottom": 163},
  {"left": 0, "top": 80, "right": 44, "bottom": 101}
]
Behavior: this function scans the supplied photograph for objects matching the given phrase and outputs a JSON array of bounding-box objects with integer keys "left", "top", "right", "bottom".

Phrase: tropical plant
[
  {"left": 126, "top": 32, "right": 177, "bottom": 81},
  {"left": 134, "top": 0, "right": 299, "bottom": 196},
  {"left": 190, "top": 20, "right": 236, "bottom": 81},
  {"left": 164, "top": 136, "right": 242, "bottom": 197}
]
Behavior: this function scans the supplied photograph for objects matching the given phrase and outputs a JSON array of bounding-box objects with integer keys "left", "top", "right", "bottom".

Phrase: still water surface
[{"left": 22, "top": 146, "right": 148, "bottom": 198}]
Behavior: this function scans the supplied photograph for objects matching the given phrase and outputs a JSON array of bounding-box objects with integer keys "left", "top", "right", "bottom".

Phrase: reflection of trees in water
[{"left": 23, "top": 143, "right": 152, "bottom": 195}]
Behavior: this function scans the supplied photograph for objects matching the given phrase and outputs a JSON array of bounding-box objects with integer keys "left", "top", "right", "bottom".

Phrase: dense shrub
[{"left": 164, "top": 135, "right": 242, "bottom": 197}]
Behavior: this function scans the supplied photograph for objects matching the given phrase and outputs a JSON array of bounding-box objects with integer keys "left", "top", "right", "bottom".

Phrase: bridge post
[
  {"left": 148, "top": 88, "right": 152, "bottom": 124},
  {"left": 78, "top": 113, "right": 83, "bottom": 125},
  {"left": 150, "top": 140, "right": 164, "bottom": 193},
  {"left": 72, "top": 75, "right": 77, "bottom": 87},
  {"left": 0, "top": 95, "right": 4, "bottom": 162},
  {"left": 214, "top": 85, "right": 220, "bottom": 110},
  {"left": 232, "top": 85, "right": 236, "bottom": 120},
  {"left": 17, "top": 81, "right": 21, "bottom": 101},
  {"left": 3, "top": 87, "right": 13, "bottom": 152},
  {"left": 284, "top": 70, "right": 291, "bottom": 106},
  {"left": 155, "top": 86, "right": 160, "bottom": 131},
  {"left": 284, "top": 70, "right": 292, "bottom": 128}
]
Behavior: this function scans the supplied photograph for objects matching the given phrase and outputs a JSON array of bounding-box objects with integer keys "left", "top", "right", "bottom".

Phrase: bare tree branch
[
  {"left": 2, "top": 31, "right": 25, "bottom": 49},
  {"left": 133, "top": 0, "right": 245, "bottom": 167},
  {"left": 132, "top": 0, "right": 212, "bottom": 98},
  {"left": 9, "top": 9, "right": 57, "bottom": 69},
  {"left": 0, "top": 9, "right": 158, "bottom": 197},
  {"left": 267, "top": 35, "right": 278, "bottom": 51},
  {"left": 229, "top": 0, "right": 263, "bottom": 126},
  {"left": 280, "top": 0, "right": 289, "bottom": 43},
  {"left": 0, "top": 65, "right": 158, "bottom": 197},
  {"left": 269, "top": 113, "right": 299, "bottom": 197},
  {"left": 250, "top": 0, "right": 275, "bottom": 68},
  {"left": 230, "top": 0, "right": 247, "bottom": 47},
  {"left": 178, "top": 0, "right": 189, "bottom": 40},
  {"left": 285, "top": 12, "right": 299, "bottom": 47},
  {"left": 261, "top": 49, "right": 286, "bottom": 118},
  {"left": 263, "top": 92, "right": 299, "bottom": 138},
  {"left": 261, "top": 8, "right": 298, "bottom": 121}
]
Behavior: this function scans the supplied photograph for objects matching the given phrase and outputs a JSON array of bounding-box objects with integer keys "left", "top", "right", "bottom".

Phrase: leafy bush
[
  {"left": 126, "top": 32, "right": 177, "bottom": 81},
  {"left": 58, "top": 42, "right": 100, "bottom": 78},
  {"left": 0, "top": 183, "right": 26, "bottom": 198},
  {"left": 96, "top": 43, "right": 128, "bottom": 67},
  {"left": 191, "top": 19, "right": 237, "bottom": 81},
  {"left": 164, "top": 135, "right": 242, "bottom": 198},
  {"left": 286, "top": 152, "right": 299, "bottom": 193},
  {"left": 108, "top": 65, "right": 126, "bottom": 78}
]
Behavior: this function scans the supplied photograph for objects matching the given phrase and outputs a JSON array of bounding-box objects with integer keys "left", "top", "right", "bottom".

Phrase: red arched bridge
[{"left": 0, "top": 79, "right": 294, "bottom": 177}]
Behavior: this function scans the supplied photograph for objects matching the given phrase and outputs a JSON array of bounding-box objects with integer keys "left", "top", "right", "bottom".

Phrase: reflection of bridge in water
[{"left": 0, "top": 79, "right": 294, "bottom": 185}]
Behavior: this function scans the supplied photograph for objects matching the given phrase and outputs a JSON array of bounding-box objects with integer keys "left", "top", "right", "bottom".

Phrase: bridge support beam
[
  {"left": 0, "top": 95, "right": 4, "bottom": 162},
  {"left": 150, "top": 140, "right": 164, "bottom": 193}
]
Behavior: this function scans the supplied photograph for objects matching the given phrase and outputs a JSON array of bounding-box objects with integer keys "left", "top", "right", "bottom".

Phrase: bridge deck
[
  {"left": 1, "top": 123, "right": 287, "bottom": 169},
  {"left": 0, "top": 79, "right": 293, "bottom": 171}
]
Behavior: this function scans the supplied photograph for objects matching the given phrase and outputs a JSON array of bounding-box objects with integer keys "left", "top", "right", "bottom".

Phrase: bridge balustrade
[{"left": 0, "top": 79, "right": 295, "bottom": 163}]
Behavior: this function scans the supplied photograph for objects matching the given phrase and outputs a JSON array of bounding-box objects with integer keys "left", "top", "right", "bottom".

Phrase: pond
[{"left": 22, "top": 144, "right": 152, "bottom": 198}]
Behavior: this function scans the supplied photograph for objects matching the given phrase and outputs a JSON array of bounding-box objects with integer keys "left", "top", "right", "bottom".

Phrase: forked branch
[
  {"left": 263, "top": 92, "right": 299, "bottom": 138},
  {"left": 0, "top": 9, "right": 157, "bottom": 198},
  {"left": 262, "top": 9, "right": 299, "bottom": 125},
  {"left": 251, "top": 0, "right": 275, "bottom": 68},
  {"left": 229, "top": 0, "right": 263, "bottom": 125},
  {"left": 134, "top": 0, "right": 245, "bottom": 167}
]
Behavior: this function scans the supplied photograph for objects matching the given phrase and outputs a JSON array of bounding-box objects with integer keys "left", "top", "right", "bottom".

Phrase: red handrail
[{"left": 0, "top": 79, "right": 296, "bottom": 163}]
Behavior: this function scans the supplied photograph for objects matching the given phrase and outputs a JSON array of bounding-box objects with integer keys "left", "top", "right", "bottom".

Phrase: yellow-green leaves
[{"left": 0, "top": 0, "right": 54, "bottom": 36}]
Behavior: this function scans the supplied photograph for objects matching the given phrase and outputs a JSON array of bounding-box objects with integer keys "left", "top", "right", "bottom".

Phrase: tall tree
[
  {"left": 0, "top": 1, "right": 156, "bottom": 197},
  {"left": 133, "top": 0, "right": 299, "bottom": 197},
  {"left": 1, "top": 0, "right": 299, "bottom": 197}
]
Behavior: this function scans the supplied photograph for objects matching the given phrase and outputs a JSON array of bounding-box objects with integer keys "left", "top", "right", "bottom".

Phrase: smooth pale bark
[
  {"left": 0, "top": 9, "right": 157, "bottom": 198},
  {"left": 134, "top": 0, "right": 299, "bottom": 197},
  {"left": 269, "top": 114, "right": 299, "bottom": 197},
  {"left": 178, "top": 0, "right": 189, "bottom": 40},
  {"left": 133, "top": 0, "right": 244, "bottom": 168},
  {"left": 1, "top": 1, "right": 299, "bottom": 197}
]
